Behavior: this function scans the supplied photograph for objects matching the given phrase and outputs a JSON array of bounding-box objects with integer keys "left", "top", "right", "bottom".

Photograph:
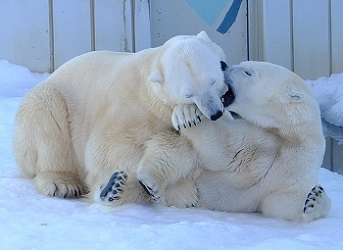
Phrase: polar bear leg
[
  {"left": 164, "top": 178, "right": 199, "bottom": 208},
  {"left": 261, "top": 185, "right": 331, "bottom": 222},
  {"left": 139, "top": 175, "right": 199, "bottom": 208},
  {"left": 137, "top": 132, "right": 198, "bottom": 206},
  {"left": 261, "top": 192, "right": 306, "bottom": 222},
  {"left": 14, "top": 86, "right": 85, "bottom": 198}
]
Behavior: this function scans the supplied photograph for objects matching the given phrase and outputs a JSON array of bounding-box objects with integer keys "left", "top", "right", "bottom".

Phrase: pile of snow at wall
[
  {"left": 1, "top": 60, "right": 343, "bottom": 250},
  {"left": 306, "top": 75, "right": 343, "bottom": 144}
]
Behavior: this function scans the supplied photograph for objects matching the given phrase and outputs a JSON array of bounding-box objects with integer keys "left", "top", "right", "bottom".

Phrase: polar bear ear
[
  {"left": 197, "top": 31, "right": 212, "bottom": 44},
  {"left": 286, "top": 86, "right": 304, "bottom": 103},
  {"left": 148, "top": 70, "right": 164, "bottom": 83}
]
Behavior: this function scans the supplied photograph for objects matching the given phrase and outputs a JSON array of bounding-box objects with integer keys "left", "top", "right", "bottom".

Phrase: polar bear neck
[
  {"left": 267, "top": 120, "right": 324, "bottom": 150},
  {"left": 137, "top": 47, "right": 175, "bottom": 126},
  {"left": 143, "top": 87, "right": 174, "bottom": 124}
]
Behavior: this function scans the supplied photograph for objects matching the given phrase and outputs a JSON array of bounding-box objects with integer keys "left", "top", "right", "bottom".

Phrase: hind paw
[
  {"left": 171, "top": 104, "right": 204, "bottom": 130},
  {"left": 303, "top": 185, "right": 331, "bottom": 220},
  {"left": 99, "top": 171, "right": 127, "bottom": 204},
  {"left": 34, "top": 173, "right": 85, "bottom": 198}
]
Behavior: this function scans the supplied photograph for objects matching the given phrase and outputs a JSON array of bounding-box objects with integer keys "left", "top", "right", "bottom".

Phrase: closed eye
[
  {"left": 245, "top": 70, "right": 252, "bottom": 76},
  {"left": 185, "top": 94, "right": 194, "bottom": 98}
]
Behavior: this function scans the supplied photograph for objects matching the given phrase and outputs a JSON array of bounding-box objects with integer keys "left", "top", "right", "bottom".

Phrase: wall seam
[
  {"left": 90, "top": 0, "right": 95, "bottom": 51},
  {"left": 289, "top": 0, "right": 294, "bottom": 72},
  {"left": 49, "top": 0, "right": 55, "bottom": 73},
  {"left": 131, "top": 0, "right": 136, "bottom": 52}
]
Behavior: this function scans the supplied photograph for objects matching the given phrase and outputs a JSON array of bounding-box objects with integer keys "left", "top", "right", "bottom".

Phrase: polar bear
[
  {"left": 13, "top": 31, "right": 231, "bottom": 201},
  {"left": 100, "top": 61, "right": 331, "bottom": 222}
]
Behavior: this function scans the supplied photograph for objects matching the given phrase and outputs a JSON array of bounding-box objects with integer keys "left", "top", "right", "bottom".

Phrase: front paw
[{"left": 171, "top": 104, "right": 204, "bottom": 130}]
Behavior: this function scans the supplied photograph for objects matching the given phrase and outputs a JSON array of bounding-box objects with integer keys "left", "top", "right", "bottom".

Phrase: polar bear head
[
  {"left": 148, "top": 31, "right": 229, "bottom": 121},
  {"left": 225, "top": 61, "right": 321, "bottom": 129}
]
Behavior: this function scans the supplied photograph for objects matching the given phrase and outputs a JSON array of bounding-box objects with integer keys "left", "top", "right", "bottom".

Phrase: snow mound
[{"left": 306, "top": 73, "right": 343, "bottom": 144}]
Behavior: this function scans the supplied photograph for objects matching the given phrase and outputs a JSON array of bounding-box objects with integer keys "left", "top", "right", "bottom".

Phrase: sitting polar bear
[
  {"left": 13, "top": 31, "right": 231, "bottom": 201},
  {"left": 100, "top": 61, "right": 331, "bottom": 222}
]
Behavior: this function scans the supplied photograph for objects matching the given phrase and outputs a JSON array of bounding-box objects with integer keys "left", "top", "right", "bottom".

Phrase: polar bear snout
[{"left": 194, "top": 95, "right": 225, "bottom": 121}]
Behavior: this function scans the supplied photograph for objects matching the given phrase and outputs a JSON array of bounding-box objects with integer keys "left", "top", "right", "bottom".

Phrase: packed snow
[
  {"left": 1, "top": 60, "right": 343, "bottom": 250},
  {"left": 307, "top": 75, "right": 343, "bottom": 144}
]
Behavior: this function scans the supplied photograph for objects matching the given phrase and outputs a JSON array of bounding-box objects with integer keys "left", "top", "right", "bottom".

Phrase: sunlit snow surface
[{"left": 1, "top": 60, "right": 343, "bottom": 250}]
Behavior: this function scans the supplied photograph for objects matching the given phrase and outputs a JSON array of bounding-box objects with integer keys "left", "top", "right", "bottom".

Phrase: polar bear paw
[
  {"left": 303, "top": 185, "right": 331, "bottom": 220},
  {"left": 172, "top": 104, "right": 204, "bottom": 130},
  {"left": 99, "top": 171, "right": 127, "bottom": 204},
  {"left": 139, "top": 180, "right": 166, "bottom": 206}
]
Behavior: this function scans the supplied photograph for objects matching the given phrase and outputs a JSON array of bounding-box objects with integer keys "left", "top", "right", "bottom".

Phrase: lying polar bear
[
  {"left": 13, "top": 31, "right": 232, "bottom": 200},
  {"left": 100, "top": 61, "right": 331, "bottom": 222}
]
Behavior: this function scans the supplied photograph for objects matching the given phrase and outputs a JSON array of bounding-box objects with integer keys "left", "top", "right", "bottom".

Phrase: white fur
[
  {"left": 137, "top": 61, "right": 331, "bottom": 222},
  {"left": 13, "top": 31, "right": 228, "bottom": 202}
]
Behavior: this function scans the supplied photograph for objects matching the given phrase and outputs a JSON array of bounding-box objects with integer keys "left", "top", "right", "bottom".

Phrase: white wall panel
[
  {"left": 259, "top": 0, "right": 292, "bottom": 70},
  {"left": 53, "top": 0, "right": 92, "bottom": 69},
  {"left": 0, "top": 0, "right": 50, "bottom": 72},
  {"left": 133, "top": 0, "right": 151, "bottom": 52},
  {"left": 94, "top": 0, "right": 133, "bottom": 52},
  {"left": 331, "top": 0, "right": 343, "bottom": 74},
  {"left": 293, "top": 0, "right": 331, "bottom": 80}
]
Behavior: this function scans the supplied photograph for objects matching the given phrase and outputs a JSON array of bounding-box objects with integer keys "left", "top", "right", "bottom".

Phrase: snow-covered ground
[{"left": 1, "top": 60, "right": 343, "bottom": 250}]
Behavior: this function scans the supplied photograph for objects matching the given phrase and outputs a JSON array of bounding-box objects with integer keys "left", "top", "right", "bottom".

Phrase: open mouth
[{"left": 221, "top": 86, "right": 235, "bottom": 107}]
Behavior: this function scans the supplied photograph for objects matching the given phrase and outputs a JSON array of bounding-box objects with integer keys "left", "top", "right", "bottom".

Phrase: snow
[
  {"left": 307, "top": 74, "right": 343, "bottom": 144},
  {"left": 1, "top": 59, "right": 343, "bottom": 250}
]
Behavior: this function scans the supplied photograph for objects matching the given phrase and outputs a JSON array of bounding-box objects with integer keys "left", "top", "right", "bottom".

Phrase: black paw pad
[{"left": 100, "top": 171, "right": 127, "bottom": 202}]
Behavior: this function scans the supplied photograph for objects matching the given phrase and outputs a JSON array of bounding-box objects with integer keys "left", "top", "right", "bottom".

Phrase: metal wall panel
[
  {"left": 0, "top": 0, "right": 50, "bottom": 72},
  {"left": 94, "top": 0, "right": 133, "bottom": 52},
  {"left": 52, "top": 0, "right": 92, "bottom": 69},
  {"left": 258, "top": 0, "right": 293, "bottom": 70},
  {"left": 331, "top": 0, "right": 343, "bottom": 74},
  {"left": 0, "top": 0, "right": 150, "bottom": 72},
  {"left": 293, "top": 0, "right": 331, "bottom": 80}
]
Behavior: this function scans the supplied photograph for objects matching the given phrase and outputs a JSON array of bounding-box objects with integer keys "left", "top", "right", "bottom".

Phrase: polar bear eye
[
  {"left": 185, "top": 94, "right": 194, "bottom": 98},
  {"left": 245, "top": 70, "right": 252, "bottom": 76}
]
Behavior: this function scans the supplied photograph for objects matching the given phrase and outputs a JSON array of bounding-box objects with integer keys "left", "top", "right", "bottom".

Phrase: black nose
[{"left": 210, "top": 110, "right": 223, "bottom": 121}]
